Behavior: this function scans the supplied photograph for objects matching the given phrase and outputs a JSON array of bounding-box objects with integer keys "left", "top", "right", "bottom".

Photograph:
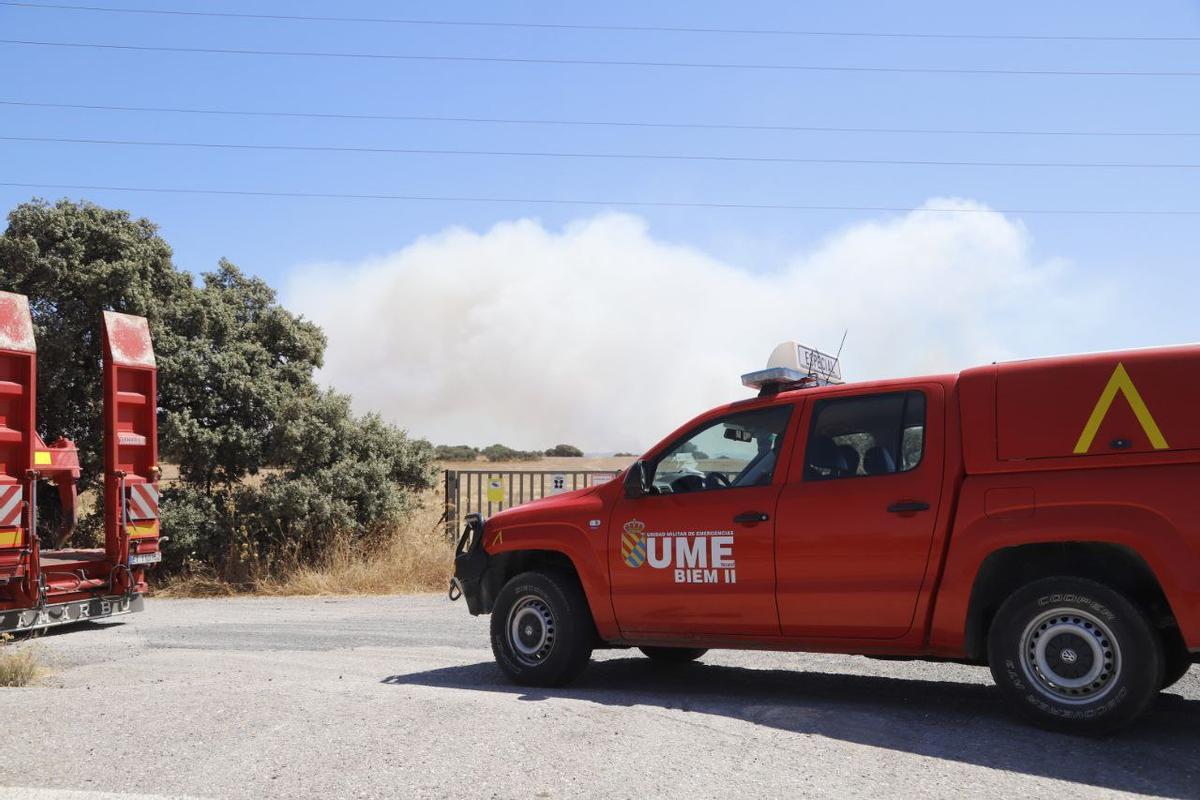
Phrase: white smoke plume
[{"left": 285, "top": 199, "right": 1107, "bottom": 453}]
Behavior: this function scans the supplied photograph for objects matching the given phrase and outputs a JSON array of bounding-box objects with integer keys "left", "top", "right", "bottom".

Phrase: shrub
[
  {"left": 544, "top": 444, "right": 584, "bottom": 457},
  {"left": 481, "top": 443, "right": 543, "bottom": 462},
  {"left": 435, "top": 444, "right": 480, "bottom": 461},
  {"left": 163, "top": 390, "right": 436, "bottom": 577},
  {"left": 158, "top": 484, "right": 226, "bottom": 574}
]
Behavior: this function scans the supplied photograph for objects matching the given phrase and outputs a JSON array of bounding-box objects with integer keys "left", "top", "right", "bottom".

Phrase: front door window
[{"left": 651, "top": 406, "right": 793, "bottom": 494}]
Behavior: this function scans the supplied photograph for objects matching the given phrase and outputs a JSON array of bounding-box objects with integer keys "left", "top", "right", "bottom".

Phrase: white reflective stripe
[
  {"left": 127, "top": 484, "right": 159, "bottom": 520},
  {"left": 0, "top": 485, "right": 22, "bottom": 527},
  {"left": 127, "top": 491, "right": 151, "bottom": 520}
]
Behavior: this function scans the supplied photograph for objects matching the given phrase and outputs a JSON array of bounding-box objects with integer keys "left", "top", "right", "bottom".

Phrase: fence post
[{"left": 444, "top": 470, "right": 456, "bottom": 539}]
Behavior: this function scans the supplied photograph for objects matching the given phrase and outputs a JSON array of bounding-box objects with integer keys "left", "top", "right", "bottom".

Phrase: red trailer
[{"left": 0, "top": 291, "right": 160, "bottom": 633}]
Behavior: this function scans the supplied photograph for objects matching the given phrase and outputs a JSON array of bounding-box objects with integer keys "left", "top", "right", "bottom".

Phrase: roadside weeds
[{"left": 0, "top": 635, "right": 44, "bottom": 687}]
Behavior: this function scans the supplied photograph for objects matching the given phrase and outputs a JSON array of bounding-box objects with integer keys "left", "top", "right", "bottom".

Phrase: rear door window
[{"left": 804, "top": 391, "right": 926, "bottom": 481}]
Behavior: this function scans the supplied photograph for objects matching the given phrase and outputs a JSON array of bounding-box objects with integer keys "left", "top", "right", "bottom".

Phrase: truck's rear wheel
[
  {"left": 1161, "top": 631, "right": 1193, "bottom": 691},
  {"left": 491, "top": 570, "right": 594, "bottom": 687},
  {"left": 987, "top": 577, "right": 1163, "bottom": 735},
  {"left": 639, "top": 646, "right": 707, "bottom": 663}
]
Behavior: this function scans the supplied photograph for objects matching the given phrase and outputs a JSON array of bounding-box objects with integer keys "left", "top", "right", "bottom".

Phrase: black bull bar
[{"left": 448, "top": 513, "right": 489, "bottom": 615}]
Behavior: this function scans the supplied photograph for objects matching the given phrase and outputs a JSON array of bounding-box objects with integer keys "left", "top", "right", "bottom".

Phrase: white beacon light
[{"left": 741, "top": 341, "right": 844, "bottom": 396}]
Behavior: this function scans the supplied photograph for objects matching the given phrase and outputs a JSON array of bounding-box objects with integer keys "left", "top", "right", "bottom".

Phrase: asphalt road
[{"left": 1, "top": 595, "right": 1198, "bottom": 800}]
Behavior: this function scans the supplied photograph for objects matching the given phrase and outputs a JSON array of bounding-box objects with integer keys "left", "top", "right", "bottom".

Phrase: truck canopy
[{"left": 960, "top": 344, "right": 1200, "bottom": 473}]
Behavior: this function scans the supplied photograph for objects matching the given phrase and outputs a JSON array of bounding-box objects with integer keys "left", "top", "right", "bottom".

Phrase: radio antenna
[{"left": 827, "top": 329, "right": 848, "bottom": 382}]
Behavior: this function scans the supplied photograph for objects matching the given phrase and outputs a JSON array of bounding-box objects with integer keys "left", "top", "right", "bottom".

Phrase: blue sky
[{"left": 2, "top": 1, "right": 1198, "bottom": 447}]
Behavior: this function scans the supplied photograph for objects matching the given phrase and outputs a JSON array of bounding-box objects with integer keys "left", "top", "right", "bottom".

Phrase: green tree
[
  {"left": 159, "top": 260, "right": 326, "bottom": 491},
  {"left": 481, "top": 443, "right": 542, "bottom": 462},
  {"left": 435, "top": 444, "right": 479, "bottom": 461},
  {"left": 0, "top": 198, "right": 435, "bottom": 574},
  {"left": 544, "top": 444, "right": 584, "bottom": 457},
  {"left": 0, "top": 199, "right": 191, "bottom": 490},
  {"left": 245, "top": 390, "right": 434, "bottom": 561}
]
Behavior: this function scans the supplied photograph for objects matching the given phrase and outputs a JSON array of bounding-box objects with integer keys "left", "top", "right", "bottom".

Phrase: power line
[
  {"left": 2, "top": 2, "right": 1196, "bottom": 42},
  {"left": 6, "top": 134, "right": 1200, "bottom": 170},
  {"left": 5, "top": 99, "right": 1199, "bottom": 139},
  {"left": 3, "top": 39, "right": 1199, "bottom": 77},
  {"left": 1, "top": 181, "right": 1196, "bottom": 216}
]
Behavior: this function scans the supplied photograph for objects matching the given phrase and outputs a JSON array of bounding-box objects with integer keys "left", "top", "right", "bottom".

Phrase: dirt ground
[{"left": 2, "top": 596, "right": 1197, "bottom": 800}]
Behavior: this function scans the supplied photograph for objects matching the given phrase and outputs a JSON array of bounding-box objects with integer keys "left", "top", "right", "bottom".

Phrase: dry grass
[
  {"left": 255, "top": 503, "right": 451, "bottom": 596},
  {"left": 159, "top": 500, "right": 452, "bottom": 598},
  {"left": 0, "top": 638, "right": 44, "bottom": 687},
  {"left": 156, "top": 571, "right": 240, "bottom": 598}
]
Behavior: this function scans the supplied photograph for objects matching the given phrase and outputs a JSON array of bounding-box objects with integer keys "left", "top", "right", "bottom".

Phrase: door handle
[
  {"left": 734, "top": 511, "right": 770, "bottom": 524},
  {"left": 887, "top": 501, "right": 930, "bottom": 514}
]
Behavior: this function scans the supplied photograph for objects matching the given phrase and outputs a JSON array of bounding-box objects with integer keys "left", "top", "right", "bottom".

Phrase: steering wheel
[{"left": 705, "top": 471, "right": 732, "bottom": 490}]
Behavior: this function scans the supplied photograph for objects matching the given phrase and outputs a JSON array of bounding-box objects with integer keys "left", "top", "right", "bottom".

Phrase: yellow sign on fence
[{"left": 487, "top": 478, "right": 505, "bottom": 504}]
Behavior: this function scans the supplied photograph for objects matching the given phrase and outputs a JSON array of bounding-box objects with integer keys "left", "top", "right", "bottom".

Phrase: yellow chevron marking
[{"left": 1074, "top": 363, "right": 1169, "bottom": 454}]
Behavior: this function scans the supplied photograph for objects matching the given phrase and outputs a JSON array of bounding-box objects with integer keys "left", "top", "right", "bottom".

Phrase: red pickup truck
[{"left": 452, "top": 342, "right": 1199, "bottom": 734}]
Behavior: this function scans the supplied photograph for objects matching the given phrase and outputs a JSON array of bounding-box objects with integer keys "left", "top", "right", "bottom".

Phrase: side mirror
[{"left": 624, "top": 460, "right": 650, "bottom": 499}]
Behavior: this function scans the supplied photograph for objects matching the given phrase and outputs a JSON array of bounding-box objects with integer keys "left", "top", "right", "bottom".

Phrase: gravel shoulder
[{"left": 1, "top": 595, "right": 1197, "bottom": 800}]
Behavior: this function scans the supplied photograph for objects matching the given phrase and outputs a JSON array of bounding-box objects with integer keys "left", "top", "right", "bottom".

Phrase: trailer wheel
[
  {"left": 491, "top": 570, "right": 594, "bottom": 687},
  {"left": 987, "top": 576, "right": 1163, "bottom": 735},
  {"left": 639, "top": 646, "right": 707, "bottom": 663}
]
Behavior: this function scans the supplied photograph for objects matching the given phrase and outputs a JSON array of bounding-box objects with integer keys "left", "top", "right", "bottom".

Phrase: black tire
[
  {"left": 1161, "top": 630, "right": 1192, "bottom": 691},
  {"left": 639, "top": 646, "right": 708, "bottom": 663},
  {"left": 987, "top": 577, "right": 1163, "bottom": 735},
  {"left": 490, "top": 570, "right": 594, "bottom": 687}
]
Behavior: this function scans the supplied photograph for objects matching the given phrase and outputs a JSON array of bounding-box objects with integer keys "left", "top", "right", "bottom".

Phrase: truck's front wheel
[
  {"left": 491, "top": 571, "right": 594, "bottom": 687},
  {"left": 987, "top": 577, "right": 1163, "bottom": 735}
]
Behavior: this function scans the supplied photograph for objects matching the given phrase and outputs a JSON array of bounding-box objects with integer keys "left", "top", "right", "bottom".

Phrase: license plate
[{"left": 128, "top": 552, "right": 162, "bottom": 566}]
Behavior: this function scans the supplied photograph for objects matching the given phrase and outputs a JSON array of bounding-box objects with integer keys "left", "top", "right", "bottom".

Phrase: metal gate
[{"left": 444, "top": 469, "right": 620, "bottom": 537}]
